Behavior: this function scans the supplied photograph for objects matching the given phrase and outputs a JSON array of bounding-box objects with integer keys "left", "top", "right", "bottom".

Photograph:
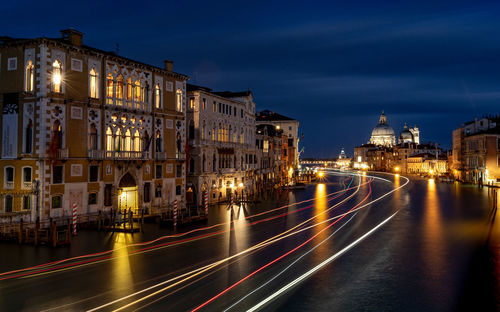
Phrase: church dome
[
  {"left": 369, "top": 112, "right": 396, "bottom": 146},
  {"left": 399, "top": 123, "right": 414, "bottom": 143}
]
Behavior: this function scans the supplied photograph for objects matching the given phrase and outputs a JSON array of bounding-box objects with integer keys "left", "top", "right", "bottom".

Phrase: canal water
[{"left": 0, "top": 174, "right": 499, "bottom": 312}]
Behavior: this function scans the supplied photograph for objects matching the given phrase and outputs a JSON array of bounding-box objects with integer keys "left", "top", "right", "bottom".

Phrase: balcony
[
  {"left": 219, "top": 168, "right": 235, "bottom": 174},
  {"left": 155, "top": 151, "right": 167, "bottom": 161},
  {"left": 105, "top": 151, "right": 150, "bottom": 160},
  {"left": 22, "top": 181, "right": 32, "bottom": 189},
  {"left": 4, "top": 181, "right": 14, "bottom": 189},
  {"left": 87, "top": 149, "right": 104, "bottom": 159}
]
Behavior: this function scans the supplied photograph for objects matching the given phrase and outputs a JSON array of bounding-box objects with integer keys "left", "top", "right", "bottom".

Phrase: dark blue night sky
[{"left": 3, "top": 1, "right": 500, "bottom": 157}]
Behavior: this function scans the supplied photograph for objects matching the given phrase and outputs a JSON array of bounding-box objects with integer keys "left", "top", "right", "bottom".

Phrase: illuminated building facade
[
  {"left": 452, "top": 116, "right": 500, "bottom": 184},
  {"left": 185, "top": 84, "right": 256, "bottom": 205},
  {"left": 0, "top": 29, "right": 188, "bottom": 220}
]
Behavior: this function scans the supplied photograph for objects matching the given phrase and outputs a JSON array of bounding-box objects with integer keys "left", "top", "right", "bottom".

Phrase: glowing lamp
[
  {"left": 318, "top": 171, "right": 324, "bottom": 178},
  {"left": 52, "top": 73, "right": 61, "bottom": 85},
  {"left": 238, "top": 182, "right": 244, "bottom": 188}
]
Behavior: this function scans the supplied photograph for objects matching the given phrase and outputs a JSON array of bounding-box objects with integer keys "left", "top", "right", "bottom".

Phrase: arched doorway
[{"left": 118, "top": 172, "right": 138, "bottom": 214}]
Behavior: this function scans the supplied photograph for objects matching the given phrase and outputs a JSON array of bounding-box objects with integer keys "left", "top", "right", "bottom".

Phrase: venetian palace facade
[
  {"left": 186, "top": 84, "right": 256, "bottom": 205},
  {"left": 0, "top": 29, "right": 188, "bottom": 221}
]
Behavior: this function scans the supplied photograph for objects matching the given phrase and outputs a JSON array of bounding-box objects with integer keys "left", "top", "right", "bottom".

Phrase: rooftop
[{"left": 256, "top": 109, "right": 296, "bottom": 121}]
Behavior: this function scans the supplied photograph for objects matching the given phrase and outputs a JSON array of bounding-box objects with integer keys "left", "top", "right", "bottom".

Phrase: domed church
[{"left": 369, "top": 111, "right": 396, "bottom": 146}]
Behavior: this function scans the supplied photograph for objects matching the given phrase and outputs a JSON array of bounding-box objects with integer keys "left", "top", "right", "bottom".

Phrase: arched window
[
  {"left": 154, "top": 83, "right": 161, "bottom": 108},
  {"left": 218, "top": 123, "right": 222, "bottom": 142},
  {"left": 106, "top": 127, "right": 113, "bottom": 151},
  {"left": 143, "top": 82, "right": 149, "bottom": 104},
  {"left": 25, "top": 60, "right": 34, "bottom": 92},
  {"left": 155, "top": 130, "right": 162, "bottom": 152},
  {"left": 176, "top": 88, "right": 183, "bottom": 112},
  {"left": 134, "top": 130, "right": 141, "bottom": 152},
  {"left": 202, "top": 154, "right": 206, "bottom": 172},
  {"left": 142, "top": 131, "right": 150, "bottom": 152},
  {"left": 201, "top": 121, "right": 206, "bottom": 140},
  {"left": 25, "top": 119, "right": 33, "bottom": 154},
  {"left": 126, "top": 77, "right": 133, "bottom": 101},
  {"left": 115, "top": 128, "right": 122, "bottom": 152},
  {"left": 124, "top": 129, "right": 132, "bottom": 151},
  {"left": 134, "top": 80, "right": 141, "bottom": 103},
  {"left": 89, "top": 123, "right": 98, "bottom": 150},
  {"left": 52, "top": 60, "right": 62, "bottom": 93},
  {"left": 5, "top": 195, "right": 13, "bottom": 212},
  {"left": 89, "top": 68, "right": 99, "bottom": 98},
  {"left": 106, "top": 74, "right": 114, "bottom": 104},
  {"left": 116, "top": 75, "right": 124, "bottom": 105},
  {"left": 52, "top": 120, "right": 62, "bottom": 149},
  {"left": 229, "top": 125, "right": 232, "bottom": 143}
]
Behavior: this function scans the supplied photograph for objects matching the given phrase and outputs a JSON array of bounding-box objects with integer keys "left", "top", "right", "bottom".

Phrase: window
[
  {"left": 219, "top": 103, "right": 221, "bottom": 113},
  {"left": 133, "top": 130, "right": 141, "bottom": 152},
  {"left": 156, "top": 165, "right": 163, "bottom": 179},
  {"left": 176, "top": 164, "right": 182, "bottom": 178},
  {"left": 124, "top": 129, "right": 132, "bottom": 152},
  {"left": 24, "top": 119, "right": 33, "bottom": 154},
  {"left": 176, "top": 185, "right": 181, "bottom": 195},
  {"left": 106, "top": 74, "right": 114, "bottom": 104},
  {"left": 134, "top": 80, "right": 142, "bottom": 102},
  {"left": 89, "top": 123, "right": 98, "bottom": 150},
  {"left": 190, "top": 158, "right": 195, "bottom": 173},
  {"left": 5, "top": 195, "right": 13, "bottom": 212},
  {"left": 52, "top": 195, "right": 62, "bottom": 209},
  {"left": 53, "top": 165, "right": 63, "bottom": 184},
  {"left": 213, "top": 101, "right": 216, "bottom": 112},
  {"left": 89, "top": 165, "right": 99, "bottom": 182},
  {"left": 155, "top": 184, "right": 162, "bottom": 198},
  {"left": 155, "top": 83, "right": 161, "bottom": 108},
  {"left": 104, "top": 184, "right": 113, "bottom": 206},
  {"left": 22, "top": 195, "right": 31, "bottom": 210},
  {"left": 52, "top": 120, "right": 63, "bottom": 149},
  {"left": 176, "top": 89, "right": 183, "bottom": 112},
  {"left": 144, "top": 182, "right": 151, "bottom": 203},
  {"left": 116, "top": 75, "right": 124, "bottom": 106},
  {"left": 241, "top": 109, "right": 243, "bottom": 118},
  {"left": 7, "top": 57, "right": 17, "bottom": 71},
  {"left": 89, "top": 68, "right": 99, "bottom": 98},
  {"left": 5, "top": 167, "right": 14, "bottom": 188},
  {"left": 106, "top": 127, "right": 113, "bottom": 151},
  {"left": 155, "top": 130, "right": 162, "bottom": 152},
  {"left": 88, "top": 193, "right": 98, "bottom": 205},
  {"left": 203, "top": 98, "right": 206, "bottom": 110},
  {"left": 23, "top": 167, "right": 31, "bottom": 183},
  {"left": 126, "top": 77, "right": 133, "bottom": 101},
  {"left": 189, "top": 97, "right": 194, "bottom": 109},
  {"left": 52, "top": 60, "right": 62, "bottom": 93},
  {"left": 189, "top": 121, "right": 195, "bottom": 140},
  {"left": 25, "top": 60, "right": 34, "bottom": 92}
]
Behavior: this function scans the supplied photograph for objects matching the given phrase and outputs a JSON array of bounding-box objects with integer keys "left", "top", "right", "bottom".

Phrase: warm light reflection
[
  {"left": 112, "top": 234, "right": 133, "bottom": 296},
  {"left": 313, "top": 183, "right": 328, "bottom": 260},
  {"left": 422, "top": 175, "right": 444, "bottom": 281}
]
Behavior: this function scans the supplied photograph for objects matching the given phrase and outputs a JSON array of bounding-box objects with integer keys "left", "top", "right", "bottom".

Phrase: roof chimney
[
  {"left": 164, "top": 60, "right": 173, "bottom": 72},
  {"left": 60, "top": 28, "right": 84, "bottom": 46}
]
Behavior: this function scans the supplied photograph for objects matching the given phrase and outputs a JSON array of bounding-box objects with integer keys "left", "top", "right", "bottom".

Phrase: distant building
[
  {"left": 256, "top": 110, "right": 299, "bottom": 169},
  {"left": 369, "top": 112, "right": 396, "bottom": 146},
  {"left": 452, "top": 116, "right": 500, "bottom": 185},
  {"left": 407, "top": 153, "right": 448, "bottom": 175}
]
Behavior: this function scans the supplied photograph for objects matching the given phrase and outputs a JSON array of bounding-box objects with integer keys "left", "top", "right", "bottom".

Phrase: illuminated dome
[
  {"left": 399, "top": 123, "right": 414, "bottom": 144},
  {"left": 369, "top": 111, "right": 396, "bottom": 146}
]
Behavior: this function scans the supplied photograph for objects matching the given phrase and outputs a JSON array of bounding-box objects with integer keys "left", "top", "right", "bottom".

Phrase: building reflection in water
[
  {"left": 422, "top": 178, "right": 445, "bottom": 281},
  {"left": 111, "top": 233, "right": 134, "bottom": 296}
]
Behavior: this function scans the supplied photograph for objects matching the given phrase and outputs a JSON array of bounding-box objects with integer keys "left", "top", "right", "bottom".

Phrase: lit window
[
  {"left": 190, "top": 98, "right": 194, "bottom": 109},
  {"left": 89, "top": 123, "right": 98, "bottom": 150},
  {"left": 176, "top": 89, "right": 183, "bottom": 112},
  {"left": 25, "top": 60, "right": 34, "bottom": 92},
  {"left": 52, "top": 60, "right": 62, "bottom": 93},
  {"left": 202, "top": 98, "right": 206, "bottom": 110},
  {"left": 126, "top": 77, "right": 133, "bottom": 100},
  {"left": 134, "top": 80, "right": 141, "bottom": 102},
  {"left": 89, "top": 68, "right": 99, "bottom": 98},
  {"left": 106, "top": 74, "right": 114, "bottom": 104},
  {"left": 155, "top": 84, "right": 161, "bottom": 108},
  {"left": 134, "top": 130, "right": 141, "bottom": 152},
  {"left": 124, "top": 129, "right": 132, "bottom": 152},
  {"left": 116, "top": 75, "right": 124, "bottom": 106},
  {"left": 106, "top": 127, "right": 113, "bottom": 151}
]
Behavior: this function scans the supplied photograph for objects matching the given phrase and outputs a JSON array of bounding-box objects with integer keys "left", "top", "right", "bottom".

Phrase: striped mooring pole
[
  {"left": 204, "top": 191, "right": 208, "bottom": 216},
  {"left": 173, "top": 200, "right": 178, "bottom": 230},
  {"left": 72, "top": 202, "right": 77, "bottom": 236}
]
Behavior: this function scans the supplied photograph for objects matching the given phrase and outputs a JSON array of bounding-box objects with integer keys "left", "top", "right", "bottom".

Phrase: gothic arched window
[
  {"left": 89, "top": 68, "right": 99, "bottom": 99},
  {"left": 25, "top": 60, "right": 34, "bottom": 92}
]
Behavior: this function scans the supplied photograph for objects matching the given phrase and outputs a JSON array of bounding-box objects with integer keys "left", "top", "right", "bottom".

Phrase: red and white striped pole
[
  {"left": 173, "top": 200, "right": 178, "bottom": 230},
  {"left": 72, "top": 202, "right": 77, "bottom": 235},
  {"left": 204, "top": 191, "right": 208, "bottom": 216}
]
